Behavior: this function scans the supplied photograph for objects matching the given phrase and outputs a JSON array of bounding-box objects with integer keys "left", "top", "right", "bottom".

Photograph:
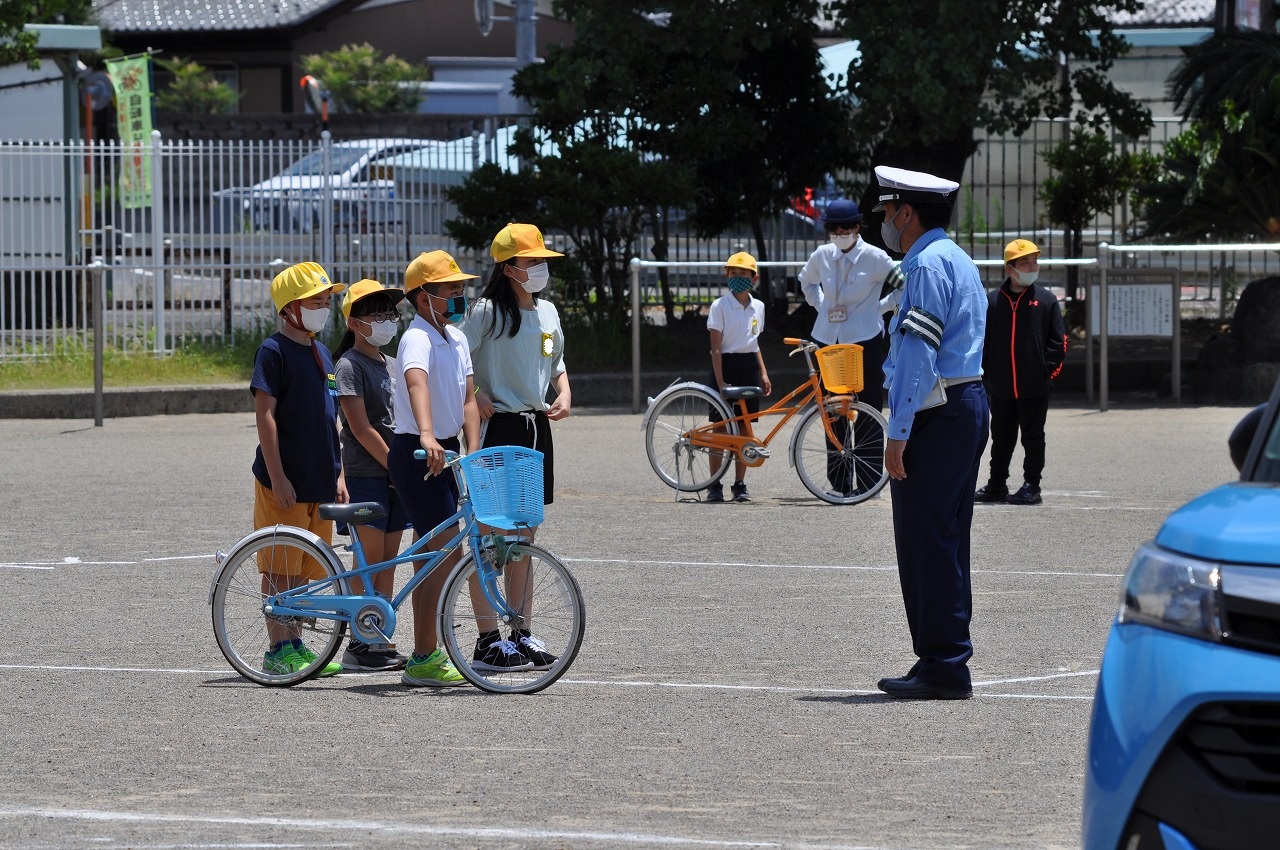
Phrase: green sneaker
[
  {"left": 294, "top": 644, "right": 342, "bottom": 678},
  {"left": 402, "top": 648, "right": 466, "bottom": 687},
  {"left": 263, "top": 644, "right": 306, "bottom": 675}
]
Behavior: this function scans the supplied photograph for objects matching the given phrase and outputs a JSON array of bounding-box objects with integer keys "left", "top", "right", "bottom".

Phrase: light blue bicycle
[{"left": 209, "top": 446, "right": 585, "bottom": 694}]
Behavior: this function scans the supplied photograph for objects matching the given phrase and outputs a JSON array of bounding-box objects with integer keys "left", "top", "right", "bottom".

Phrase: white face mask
[
  {"left": 300, "top": 306, "right": 331, "bottom": 332},
  {"left": 829, "top": 233, "right": 856, "bottom": 251},
  {"left": 881, "top": 208, "right": 906, "bottom": 253},
  {"left": 361, "top": 318, "right": 397, "bottom": 347},
  {"left": 1013, "top": 268, "right": 1039, "bottom": 287},
  {"left": 520, "top": 262, "right": 550, "bottom": 293}
]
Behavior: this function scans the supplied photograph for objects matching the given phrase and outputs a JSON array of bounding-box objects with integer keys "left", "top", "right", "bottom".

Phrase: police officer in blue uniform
[{"left": 874, "top": 166, "right": 989, "bottom": 701}]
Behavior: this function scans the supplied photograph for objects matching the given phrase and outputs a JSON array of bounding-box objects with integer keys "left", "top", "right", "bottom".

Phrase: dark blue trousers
[{"left": 888, "top": 381, "right": 989, "bottom": 690}]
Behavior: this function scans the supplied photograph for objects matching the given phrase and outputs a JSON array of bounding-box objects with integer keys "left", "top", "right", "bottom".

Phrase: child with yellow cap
[
  {"left": 458, "top": 222, "right": 568, "bottom": 671},
  {"left": 332, "top": 279, "right": 411, "bottom": 672},
  {"left": 250, "top": 261, "right": 348, "bottom": 678},
  {"left": 705, "top": 251, "right": 771, "bottom": 503},
  {"left": 387, "top": 249, "right": 482, "bottom": 687}
]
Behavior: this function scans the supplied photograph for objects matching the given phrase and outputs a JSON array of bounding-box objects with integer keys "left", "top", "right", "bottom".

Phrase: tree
[
  {"left": 1133, "top": 30, "right": 1280, "bottom": 243},
  {"left": 298, "top": 44, "right": 428, "bottom": 114},
  {"left": 0, "top": 0, "right": 93, "bottom": 68},
  {"left": 155, "top": 57, "right": 239, "bottom": 114},
  {"left": 829, "top": 0, "right": 1152, "bottom": 243},
  {"left": 1040, "top": 127, "right": 1157, "bottom": 301},
  {"left": 448, "top": 1, "right": 852, "bottom": 322}
]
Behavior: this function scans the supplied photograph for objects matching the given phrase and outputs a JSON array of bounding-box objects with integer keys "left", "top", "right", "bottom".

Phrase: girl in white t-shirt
[{"left": 459, "top": 222, "right": 569, "bottom": 672}]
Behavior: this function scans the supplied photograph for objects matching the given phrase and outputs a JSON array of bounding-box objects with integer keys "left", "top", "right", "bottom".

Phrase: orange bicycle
[{"left": 642, "top": 339, "right": 889, "bottom": 505}]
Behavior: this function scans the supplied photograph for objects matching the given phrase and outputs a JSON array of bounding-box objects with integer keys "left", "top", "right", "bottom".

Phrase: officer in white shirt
[{"left": 798, "top": 199, "right": 902, "bottom": 495}]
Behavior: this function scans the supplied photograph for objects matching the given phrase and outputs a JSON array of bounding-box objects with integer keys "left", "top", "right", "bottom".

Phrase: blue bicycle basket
[{"left": 460, "top": 446, "right": 545, "bottom": 528}]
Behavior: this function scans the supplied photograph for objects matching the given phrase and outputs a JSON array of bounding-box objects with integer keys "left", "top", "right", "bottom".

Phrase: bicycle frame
[
  {"left": 255, "top": 458, "right": 528, "bottom": 643},
  {"left": 688, "top": 344, "right": 857, "bottom": 465}
]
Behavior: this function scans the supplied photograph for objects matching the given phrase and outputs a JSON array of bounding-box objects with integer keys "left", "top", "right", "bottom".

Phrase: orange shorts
[{"left": 252, "top": 480, "right": 334, "bottom": 579}]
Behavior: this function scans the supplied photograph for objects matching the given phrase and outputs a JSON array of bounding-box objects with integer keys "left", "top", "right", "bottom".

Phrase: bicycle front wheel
[
  {"left": 439, "top": 544, "right": 585, "bottom": 694},
  {"left": 791, "top": 399, "right": 889, "bottom": 505},
  {"left": 210, "top": 527, "right": 347, "bottom": 686},
  {"left": 644, "top": 384, "right": 734, "bottom": 493}
]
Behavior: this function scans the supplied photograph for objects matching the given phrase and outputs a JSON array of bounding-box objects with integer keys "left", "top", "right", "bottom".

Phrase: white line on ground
[
  {"left": 7, "top": 553, "right": 1124, "bottom": 578},
  {"left": 0, "top": 808, "right": 888, "bottom": 850},
  {"left": 565, "top": 557, "right": 1124, "bottom": 578},
  {"left": 0, "top": 664, "right": 1096, "bottom": 701}
]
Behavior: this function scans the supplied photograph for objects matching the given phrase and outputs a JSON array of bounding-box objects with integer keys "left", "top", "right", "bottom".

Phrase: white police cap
[{"left": 873, "top": 165, "right": 959, "bottom": 211}]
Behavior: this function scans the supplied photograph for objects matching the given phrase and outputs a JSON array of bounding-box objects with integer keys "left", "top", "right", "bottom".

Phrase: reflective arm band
[{"left": 900, "top": 306, "right": 944, "bottom": 350}]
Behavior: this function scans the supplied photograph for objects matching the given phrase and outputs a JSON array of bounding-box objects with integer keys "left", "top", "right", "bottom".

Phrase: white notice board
[{"left": 1088, "top": 283, "right": 1174, "bottom": 337}]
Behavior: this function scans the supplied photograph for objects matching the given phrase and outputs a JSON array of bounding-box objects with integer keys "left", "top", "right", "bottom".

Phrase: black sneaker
[
  {"left": 510, "top": 628, "right": 557, "bottom": 670},
  {"left": 974, "top": 484, "right": 1008, "bottom": 503},
  {"left": 1007, "top": 483, "right": 1043, "bottom": 505},
  {"left": 706, "top": 484, "right": 725, "bottom": 503},
  {"left": 731, "top": 481, "right": 750, "bottom": 502},
  {"left": 473, "top": 633, "right": 534, "bottom": 672},
  {"left": 342, "top": 639, "right": 406, "bottom": 672}
]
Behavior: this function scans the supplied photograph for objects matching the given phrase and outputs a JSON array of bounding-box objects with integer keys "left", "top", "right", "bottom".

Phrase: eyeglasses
[{"left": 357, "top": 311, "right": 400, "bottom": 323}]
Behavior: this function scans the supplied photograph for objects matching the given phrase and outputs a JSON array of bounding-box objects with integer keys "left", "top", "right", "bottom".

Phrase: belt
[{"left": 942, "top": 375, "right": 982, "bottom": 388}]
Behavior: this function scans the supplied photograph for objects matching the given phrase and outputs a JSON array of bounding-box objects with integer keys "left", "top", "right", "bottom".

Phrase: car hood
[{"left": 1155, "top": 482, "right": 1280, "bottom": 565}]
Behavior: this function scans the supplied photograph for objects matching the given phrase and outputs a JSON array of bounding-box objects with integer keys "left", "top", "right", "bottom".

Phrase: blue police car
[{"left": 1083, "top": 377, "right": 1280, "bottom": 850}]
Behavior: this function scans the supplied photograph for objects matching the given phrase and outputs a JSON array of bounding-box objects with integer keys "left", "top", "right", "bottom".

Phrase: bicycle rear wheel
[
  {"left": 439, "top": 544, "right": 585, "bottom": 694},
  {"left": 644, "top": 384, "right": 734, "bottom": 493},
  {"left": 210, "top": 528, "right": 348, "bottom": 686},
  {"left": 791, "top": 398, "right": 889, "bottom": 505}
]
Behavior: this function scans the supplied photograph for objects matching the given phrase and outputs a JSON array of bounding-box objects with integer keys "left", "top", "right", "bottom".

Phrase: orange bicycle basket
[{"left": 816, "top": 344, "right": 864, "bottom": 394}]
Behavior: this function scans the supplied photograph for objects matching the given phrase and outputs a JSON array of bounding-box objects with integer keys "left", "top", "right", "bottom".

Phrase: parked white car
[{"left": 215, "top": 138, "right": 432, "bottom": 234}]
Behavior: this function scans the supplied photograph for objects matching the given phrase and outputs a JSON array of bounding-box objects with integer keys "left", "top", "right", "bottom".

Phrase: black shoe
[
  {"left": 342, "top": 640, "right": 407, "bottom": 672},
  {"left": 877, "top": 675, "right": 972, "bottom": 700},
  {"left": 1007, "top": 483, "right": 1043, "bottom": 505},
  {"left": 705, "top": 484, "right": 725, "bottom": 503},
  {"left": 473, "top": 632, "right": 533, "bottom": 672},
  {"left": 974, "top": 484, "right": 1008, "bottom": 503},
  {"left": 731, "top": 481, "right": 750, "bottom": 502},
  {"left": 510, "top": 628, "right": 557, "bottom": 670}
]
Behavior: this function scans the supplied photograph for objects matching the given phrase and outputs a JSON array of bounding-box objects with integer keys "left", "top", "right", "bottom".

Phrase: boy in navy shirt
[{"left": 250, "top": 261, "right": 347, "bottom": 677}]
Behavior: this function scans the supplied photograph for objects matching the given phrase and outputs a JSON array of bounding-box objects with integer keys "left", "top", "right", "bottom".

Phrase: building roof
[
  {"left": 92, "top": 0, "right": 561, "bottom": 34},
  {"left": 92, "top": 0, "right": 364, "bottom": 33},
  {"left": 1110, "top": 0, "right": 1214, "bottom": 27}
]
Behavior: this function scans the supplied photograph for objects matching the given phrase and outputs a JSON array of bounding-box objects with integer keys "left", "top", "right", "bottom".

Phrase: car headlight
[{"left": 1119, "top": 542, "right": 1223, "bottom": 640}]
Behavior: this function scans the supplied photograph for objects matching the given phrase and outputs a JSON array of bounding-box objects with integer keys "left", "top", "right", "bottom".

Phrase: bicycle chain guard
[{"left": 740, "top": 441, "right": 770, "bottom": 467}]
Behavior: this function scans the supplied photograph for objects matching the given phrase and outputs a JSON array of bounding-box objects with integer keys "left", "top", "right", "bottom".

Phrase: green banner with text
[{"left": 106, "top": 55, "right": 154, "bottom": 209}]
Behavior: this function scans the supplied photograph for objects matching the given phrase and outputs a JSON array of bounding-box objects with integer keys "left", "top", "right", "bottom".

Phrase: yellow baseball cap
[
  {"left": 403, "top": 250, "right": 478, "bottom": 294},
  {"left": 725, "top": 251, "right": 758, "bottom": 274},
  {"left": 490, "top": 223, "right": 564, "bottom": 262},
  {"left": 341, "top": 279, "right": 405, "bottom": 319},
  {"left": 270, "top": 261, "right": 345, "bottom": 313},
  {"left": 1004, "top": 239, "right": 1040, "bottom": 264}
]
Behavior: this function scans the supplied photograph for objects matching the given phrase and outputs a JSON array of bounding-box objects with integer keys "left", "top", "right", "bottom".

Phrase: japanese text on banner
[{"left": 105, "top": 55, "right": 154, "bottom": 209}]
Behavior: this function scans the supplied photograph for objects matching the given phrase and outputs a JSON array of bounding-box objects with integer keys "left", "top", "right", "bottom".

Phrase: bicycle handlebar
[
  {"left": 782, "top": 337, "right": 819, "bottom": 357},
  {"left": 413, "top": 448, "right": 461, "bottom": 466}
]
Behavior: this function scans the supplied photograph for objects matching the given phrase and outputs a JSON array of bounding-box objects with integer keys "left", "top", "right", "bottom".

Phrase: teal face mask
[
  {"left": 430, "top": 291, "right": 468, "bottom": 322},
  {"left": 443, "top": 295, "right": 467, "bottom": 322},
  {"left": 727, "top": 275, "right": 754, "bottom": 294}
]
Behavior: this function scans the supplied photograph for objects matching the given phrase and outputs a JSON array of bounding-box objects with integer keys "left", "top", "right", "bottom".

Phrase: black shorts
[
  {"left": 482, "top": 411, "right": 554, "bottom": 505},
  {"left": 710, "top": 351, "right": 762, "bottom": 419},
  {"left": 387, "top": 434, "right": 461, "bottom": 539}
]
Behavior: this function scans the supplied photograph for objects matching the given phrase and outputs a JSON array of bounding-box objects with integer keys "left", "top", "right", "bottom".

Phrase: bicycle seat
[
  {"left": 721, "top": 385, "right": 763, "bottom": 400},
  {"left": 319, "top": 501, "right": 387, "bottom": 526}
]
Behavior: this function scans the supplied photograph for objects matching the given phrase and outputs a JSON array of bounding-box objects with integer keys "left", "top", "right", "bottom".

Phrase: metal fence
[{"left": 3, "top": 118, "right": 1276, "bottom": 359}]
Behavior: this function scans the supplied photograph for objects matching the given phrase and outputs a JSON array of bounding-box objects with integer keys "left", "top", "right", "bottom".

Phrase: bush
[
  {"left": 299, "top": 44, "right": 428, "bottom": 114},
  {"left": 155, "top": 57, "right": 240, "bottom": 114}
]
